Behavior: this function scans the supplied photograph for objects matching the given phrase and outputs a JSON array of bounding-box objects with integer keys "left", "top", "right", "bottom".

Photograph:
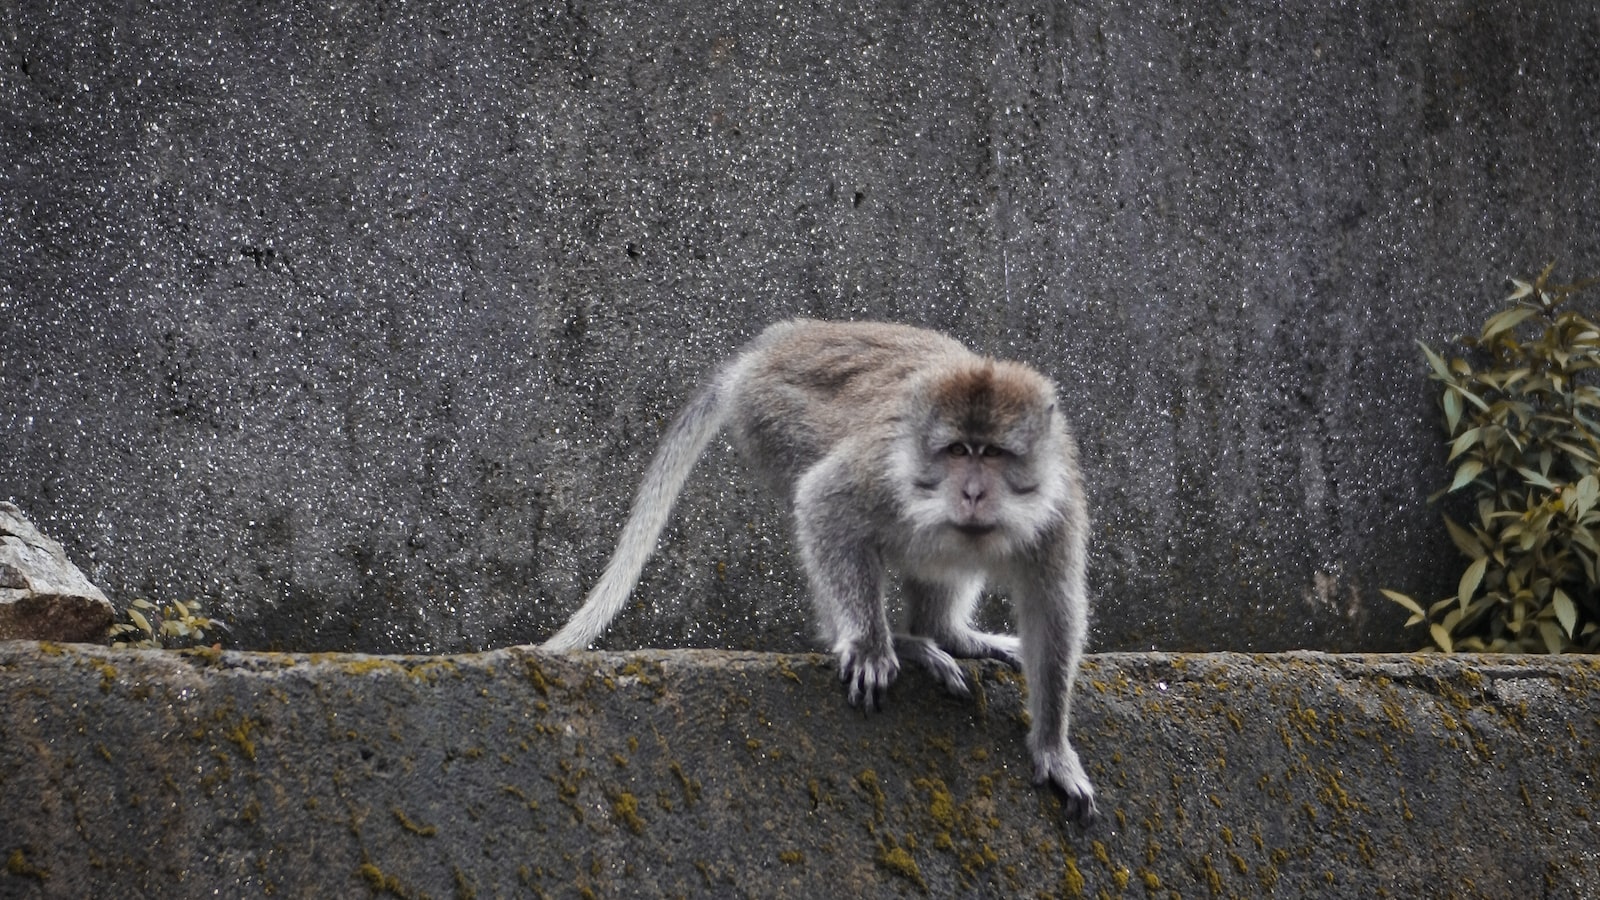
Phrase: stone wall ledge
[{"left": 2, "top": 642, "right": 1596, "bottom": 898}]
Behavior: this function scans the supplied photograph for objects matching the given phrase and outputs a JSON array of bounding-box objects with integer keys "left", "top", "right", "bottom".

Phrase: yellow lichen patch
[
  {"left": 500, "top": 784, "right": 539, "bottom": 811},
  {"left": 357, "top": 862, "right": 413, "bottom": 899},
  {"left": 914, "top": 777, "right": 956, "bottom": 831},
  {"left": 857, "top": 769, "right": 887, "bottom": 823},
  {"left": 616, "top": 658, "right": 664, "bottom": 695},
  {"left": 1061, "top": 853, "right": 1085, "bottom": 897},
  {"left": 775, "top": 657, "right": 802, "bottom": 683},
  {"left": 523, "top": 658, "right": 553, "bottom": 697},
  {"left": 86, "top": 657, "right": 118, "bottom": 693},
  {"left": 874, "top": 835, "right": 927, "bottom": 892},
  {"left": 609, "top": 791, "right": 645, "bottom": 834},
  {"left": 404, "top": 658, "right": 458, "bottom": 683},
  {"left": 779, "top": 850, "right": 805, "bottom": 865},
  {"left": 341, "top": 658, "right": 408, "bottom": 678},
  {"left": 392, "top": 807, "right": 438, "bottom": 837},
  {"left": 6, "top": 849, "right": 48, "bottom": 881},
  {"left": 225, "top": 718, "right": 260, "bottom": 762},
  {"left": 1200, "top": 854, "right": 1224, "bottom": 893},
  {"left": 669, "top": 760, "right": 701, "bottom": 805}
]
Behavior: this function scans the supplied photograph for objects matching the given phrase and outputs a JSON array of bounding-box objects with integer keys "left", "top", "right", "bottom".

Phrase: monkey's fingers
[
  {"left": 838, "top": 646, "right": 899, "bottom": 713},
  {"left": 1032, "top": 752, "right": 1098, "bottom": 828},
  {"left": 1057, "top": 788, "right": 1098, "bottom": 828}
]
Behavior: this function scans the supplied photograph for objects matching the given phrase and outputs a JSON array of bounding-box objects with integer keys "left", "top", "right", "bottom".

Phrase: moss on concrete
[{"left": 1, "top": 645, "right": 1598, "bottom": 897}]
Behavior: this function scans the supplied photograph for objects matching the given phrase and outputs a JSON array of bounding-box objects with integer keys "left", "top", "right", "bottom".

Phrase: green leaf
[
  {"left": 1450, "top": 459, "right": 1484, "bottom": 492},
  {"left": 1457, "top": 386, "right": 1491, "bottom": 413},
  {"left": 1458, "top": 556, "right": 1488, "bottom": 611},
  {"left": 1572, "top": 527, "right": 1600, "bottom": 556},
  {"left": 1419, "top": 340, "right": 1450, "bottom": 379},
  {"left": 1508, "top": 279, "right": 1535, "bottom": 301},
  {"left": 1553, "top": 440, "right": 1599, "bottom": 464},
  {"left": 1481, "top": 306, "right": 1538, "bottom": 340},
  {"left": 1381, "top": 589, "right": 1427, "bottom": 618},
  {"left": 1447, "top": 428, "right": 1481, "bottom": 462},
  {"left": 1578, "top": 475, "right": 1600, "bottom": 515},
  {"left": 1430, "top": 623, "right": 1454, "bottom": 653},
  {"left": 1554, "top": 588, "right": 1578, "bottom": 637},
  {"left": 128, "top": 609, "right": 152, "bottom": 635},
  {"left": 1444, "top": 515, "right": 1487, "bottom": 559},
  {"left": 1538, "top": 620, "right": 1565, "bottom": 654},
  {"left": 1516, "top": 467, "right": 1557, "bottom": 490},
  {"left": 1443, "top": 389, "right": 1463, "bottom": 434}
]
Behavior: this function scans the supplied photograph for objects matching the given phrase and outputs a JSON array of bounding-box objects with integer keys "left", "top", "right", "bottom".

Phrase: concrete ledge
[{"left": 1, "top": 643, "right": 1596, "bottom": 897}]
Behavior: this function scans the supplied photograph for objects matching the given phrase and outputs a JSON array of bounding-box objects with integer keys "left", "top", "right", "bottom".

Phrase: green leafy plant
[
  {"left": 108, "top": 597, "right": 224, "bottom": 649},
  {"left": 1385, "top": 265, "right": 1600, "bottom": 652}
]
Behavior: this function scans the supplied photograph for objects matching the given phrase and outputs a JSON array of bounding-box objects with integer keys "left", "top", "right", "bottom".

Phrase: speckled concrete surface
[
  {"left": 2, "top": 1, "right": 1599, "bottom": 653},
  {"left": 2, "top": 642, "right": 1597, "bottom": 897}
]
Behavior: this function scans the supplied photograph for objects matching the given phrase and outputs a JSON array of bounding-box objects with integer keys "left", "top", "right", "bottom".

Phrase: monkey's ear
[{"left": 1012, "top": 401, "right": 1058, "bottom": 451}]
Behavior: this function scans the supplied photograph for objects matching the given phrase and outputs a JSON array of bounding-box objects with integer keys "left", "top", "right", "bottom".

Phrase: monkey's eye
[
  {"left": 980, "top": 445, "right": 1005, "bottom": 458},
  {"left": 946, "top": 443, "right": 970, "bottom": 457}
]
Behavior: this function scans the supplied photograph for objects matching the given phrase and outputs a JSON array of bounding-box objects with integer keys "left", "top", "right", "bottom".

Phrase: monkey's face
[
  {"left": 905, "top": 431, "right": 1058, "bottom": 538},
  {"left": 898, "top": 371, "right": 1066, "bottom": 552}
]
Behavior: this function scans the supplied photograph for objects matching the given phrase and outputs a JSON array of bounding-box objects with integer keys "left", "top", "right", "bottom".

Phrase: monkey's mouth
[{"left": 952, "top": 522, "right": 998, "bottom": 536}]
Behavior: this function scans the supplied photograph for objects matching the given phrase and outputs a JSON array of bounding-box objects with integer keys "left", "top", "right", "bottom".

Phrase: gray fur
[{"left": 540, "top": 319, "right": 1097, "bottom": 825}]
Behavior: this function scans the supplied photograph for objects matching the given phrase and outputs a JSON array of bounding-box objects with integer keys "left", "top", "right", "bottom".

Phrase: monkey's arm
[
  {"left": 793, "top": 453, "right": 899, "bottom": 712},
  {"left": 1012, "top": 566, "right": 1097, "bottom": 826}
]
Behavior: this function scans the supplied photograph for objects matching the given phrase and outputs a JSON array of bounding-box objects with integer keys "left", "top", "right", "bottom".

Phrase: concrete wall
[
  {"left": 3, "top": 0, "right": 1599, "bottom": 653},
  {"left": 2, "top": 642, "right": 1597, "bottom": 897}
]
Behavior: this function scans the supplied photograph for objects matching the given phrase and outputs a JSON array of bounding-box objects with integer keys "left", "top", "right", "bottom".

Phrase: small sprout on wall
[
  {"left": 1387, "top": 264, "right": 1600, "bottom": 652},
  {"left": 108, "top": 597, "right": 226, "bottom": 649}
]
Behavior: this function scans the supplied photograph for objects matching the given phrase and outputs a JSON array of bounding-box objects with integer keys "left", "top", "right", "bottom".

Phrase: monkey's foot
[
  {"left": 1031, "top": 745, "right": 1098, "bottom": 827},
  {"left": 952, "top": 631, "right": 1022, "bottom": 669},
  {"left": 893, "top": 635, "right": 970, "bottom": 697},
  {"left": 837, "top": 641, "right": 899, "bottom": 713}
]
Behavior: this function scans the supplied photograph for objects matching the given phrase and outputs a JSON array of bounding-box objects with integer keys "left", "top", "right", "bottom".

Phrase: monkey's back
[{"left": 721, "top": 320, "right": 974, "bottom": 491}]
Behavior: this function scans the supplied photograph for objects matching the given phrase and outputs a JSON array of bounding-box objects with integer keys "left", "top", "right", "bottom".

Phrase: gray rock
[
  {"left": 0, "top": 502, "right": 113, "bottom": 642},
  {"left": 0, "top": 643, "right": 1595, "bottom": 897}
]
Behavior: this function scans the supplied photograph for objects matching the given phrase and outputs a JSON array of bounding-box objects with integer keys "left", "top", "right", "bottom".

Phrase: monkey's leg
[
  {"left": 1012, "top": 573, "right": 1097, "bottom": 827},
  {"left": 794, "top": 470, "right": 898, "bottom": 713},
  {"left": 891, "top": 634, "right": 968, "bottom": 697},
  {"left": 902, "top": 577, "right": 1022, "bottom": 670}
]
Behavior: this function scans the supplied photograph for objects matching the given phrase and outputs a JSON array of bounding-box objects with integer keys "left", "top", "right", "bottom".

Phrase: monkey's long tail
[{"left": 542, "top": 373, "right": 732, "bottom": 651}]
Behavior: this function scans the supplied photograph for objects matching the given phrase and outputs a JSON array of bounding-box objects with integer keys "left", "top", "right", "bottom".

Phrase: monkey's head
[{"left": 897, "top": 359, "right": 1067, "bottom": 548}]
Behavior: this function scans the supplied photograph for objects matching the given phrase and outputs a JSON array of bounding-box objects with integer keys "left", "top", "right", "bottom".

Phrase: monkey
[{"left": 540, "top": 319, "right": 1097, "bottom": 824}]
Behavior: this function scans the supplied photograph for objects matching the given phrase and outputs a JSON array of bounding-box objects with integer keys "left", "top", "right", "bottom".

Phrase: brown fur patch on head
[{"left": 929, "top": 359, "right": 1054, "bottom": 439}]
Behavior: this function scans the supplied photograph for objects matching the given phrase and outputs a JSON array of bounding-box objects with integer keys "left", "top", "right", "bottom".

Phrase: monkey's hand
[
  {"left": 1032, "top": 745, "right": 1098, "bottom": 827},
  {"left": 838, "top": 641, "right": 900, "bottom": 713}
]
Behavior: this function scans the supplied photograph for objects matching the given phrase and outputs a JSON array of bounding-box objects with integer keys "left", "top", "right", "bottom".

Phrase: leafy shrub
[
  {"left": 108, "top": 597, "right": 224, "bottom": 649},
  {"left": 1385, "top": 265, "right": 1600, "bottom": 652}
]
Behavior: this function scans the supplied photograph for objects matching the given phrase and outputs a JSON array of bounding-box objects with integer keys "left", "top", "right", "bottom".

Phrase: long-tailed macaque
[{"left": 542, "top": 320, "right": 1096, "bottom": 824}]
